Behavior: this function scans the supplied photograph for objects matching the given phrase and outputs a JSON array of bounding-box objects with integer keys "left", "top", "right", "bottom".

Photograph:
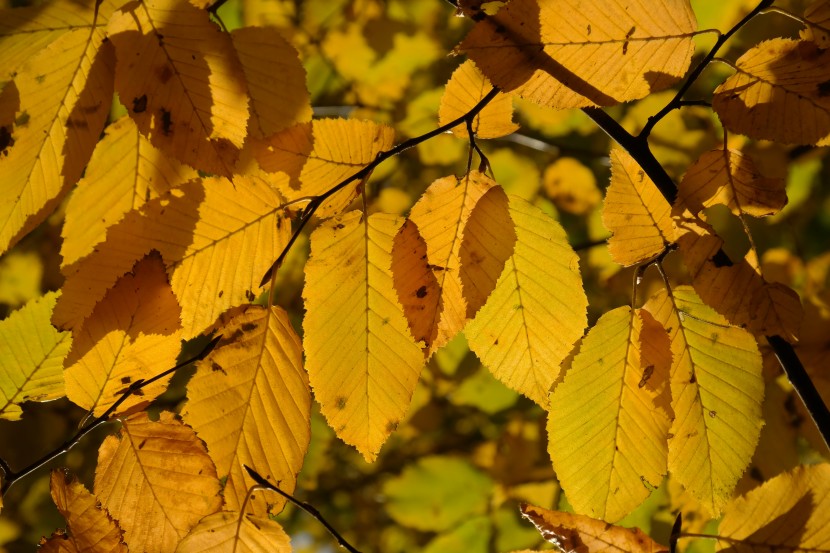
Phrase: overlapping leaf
[
  {"left": 713, "top": 38, "right": 830, "bottom": 145},
  {"left": 803, "top": 0, "right": 830, "bottom": 47},
  {"left": 645, "top": 286, "right": 763, "bottom": 516},
  {"left": 0, "top": 292, "right": 70, "bottom": 420},
  {"left": 548, "top": 307, "right": 671, "bottom": 522},
  {"left": 61, "top": 116, "right": 198, "bottom": 268},
  {"left": 303, "top": 212, "right": 424, "bottom": 461},
  {"left": 457, "top": 0, "right": 697, "bottom": 109},
  {"left": 175, "top": 511, "right": 292, "bottom": 553},
  {"left": 182, "top": 305, "right": 310, "bottom": 515},
  {"left": 465, "top": 195, "right": 586, "bottom": 407},
  {"left": 107, "top": 0, "right": 249, "bottom": 176},
  {"left": 438, "top": 60, "right": 518, "bottom": 139},
  {"left": 63, "top": 253, "right": 182, "bottom": 417},
  {"left": 53, "top": 176, "right": 289, "bottom": 338},
  {"left": 94, "top": 412, "right": 222, "bottom": 553},
  {"left": 603, "top": 149, "right": 674, "bottom": 266}
]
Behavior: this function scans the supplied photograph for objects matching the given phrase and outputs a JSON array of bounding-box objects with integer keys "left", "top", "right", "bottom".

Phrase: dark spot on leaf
[
  {"left": 156, "top": 64, "right": 173, "bottom": 84},
  {"left": 415, "top": 286, "right": 427, "bottom": 298},
  {"left": 14, "top": 111, "right": 29, "bottom": 127},
  {"left": 138, "top": 439, "right": 147, "bottom": 449},
  {"left": 0, "top": 126, "right": 13, "bottom": 154},
  {"left": 133, "top": 94, "right": 147, "bottom": 113},
  {"left": 427, "top": 264, "right": 445, "bottom": 271},
  {"left": 335, "top": 223, "right": 345, "bottom": 230},
  {"left": 218, "top": 290, "right": 223, "bottom": 298},
  {"left": 711, "top": 249, "right": 733, "bottom": 267},
  {"left": 336, "top": 396, "right": 347, "bottom": 409},
  {"left": 121, "top": 376, "right": 131, "bottom": 384},
  {"left": 241, "top": 322, "right": 257, "bottom": 332},
  {"left": 386, "top": 420, "right": 398, "bottom": 432},
  {"left": 689, "top": 372, "right": 696, "bottom": 384},
  {"left": 709, "top": 410, "right": 717, "bottom": 418},
  {"left": 35, "top": 75, "right": 46, "bottom": 84},
  {"left": 587, "top": 24, "right": 591, "bottom": 35},
  {"left": 710, "top": 332, "right": 719, "bottom": 343},
  {"left": 160, "top": 108, "right": 173, "bottom": 135},
  {"left": 211, "top": 362, "right": 226, "bottom": 375},
  {"left": 494, "top": 339, "right": 498, "bottom": 345},
  {"left": 245, "top": 290, "right": 256, "bottom": 301},
  {"left": 638, "top": 365, "right": 654, "bottom": 388},
  {"left": 156, "top": 32, "right": 165, "bottom": 45}
]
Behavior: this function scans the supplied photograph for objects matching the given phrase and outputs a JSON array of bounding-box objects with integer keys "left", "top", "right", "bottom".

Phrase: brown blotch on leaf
[
  {"left": 245, "top": 290, "right": 256, "bottom": 301},
  {"left": 622, "top": 26, "right": 635, "bottom": 55},
  {"left": 121, "top": 376, "right": 131, "bottom": 384},
  {"left": 335, "top": 396, "right": 347, "bottom": 409},
  {"left": 138, "top": 438, "right": 147, "bottom": 449},
  {"left": 160, "top": 108, "right": 173, "bottom": 136},
  {"left": 133, "top": 94, "right": 147, "bottom": 113},
  {"left": 386, "top": 420, "right": 399, "bottom": 433},
  {"left": 638, "top": 365, "right": 654, "bottom": 388},
  {"left": 156, "top": 64, "right": 173, "bottom": 84},
  {"left": 218, "top": 290, "right": 224, "bottom": 298},
  {"left": 415, "top": 285, "right": 428, "bottom": 298},
  {"left": 241, "top": 322, "right": 257, "bottom": 332},
  {"left": 211, "top": 361, "right": 226, "bottom": 375},
  {"left": 709, "top": 410, "right": 717, "bottom": 418}
]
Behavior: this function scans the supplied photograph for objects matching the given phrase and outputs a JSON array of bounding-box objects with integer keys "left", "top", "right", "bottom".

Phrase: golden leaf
[
  {"left": 603, "top": 149, "right": 674, "bottom": 266},
  {"left": 54, "top": 176, "right": 289, "bottom": 338},
  {"left": 107, "top": 0, "right": 249, "bottom": 177},
  {"left": 303, "top": 212, "right": 424, "bottom": 461},
  {"left": 64, "top": 253, "right": 182, "bottom": 417},
  {"left": 50, "top": 470, "right": 128, "bottom": 553},
  {"left": 0, "top": 292, "right": 70, "bottom": 420},
  {"left": 0, "top": 27, "right": 114, "bottom": 255},
  {"left": 645, "top": 286, "right": 764, "bottom": 516},
  {"left": 803, "top": 0, "right": 830, "bottom": 47},
  {"left": 94, "top": 412, "right": 222, "bottom": 553},
  {"left": 519, "top": 503, "right": 667, "bottom": 553},
  {"left": 182, "top": 305, "right": 310, "bottom": 515},
  {"left": 543, "top": 157, "right": 602, "bottom": 215},
  {"left": 38, "top": 531, "right": 79, "bottom": 553},
  {"left": 717, "top": 464, "right": 830, "bottom": 552},
  {"left": 548, "top": 307, "right": 671, "bottom": 522},
  {"left": 712, "top": 38, "right": 830, "bottom": 145},
  {"left": 457, "top": 0, "right": 697, "bottom": 109},
  {"left": 465, "top": 195, "right": 587, "bottom": 408},
  {"left": 61, "top": 116, "right": 198, "bottom": 268},
  {"left": 678, "top": 148, "right": 787, "bottom": 218},
  {"left": 438, "top": 59, "right": 518, "bottom": 139},
  {"left": 175, "top": 511, "right": 292, "bottom": 553},
  {"left": 0, "top": 250, "right": 43, "bottom": 307}
]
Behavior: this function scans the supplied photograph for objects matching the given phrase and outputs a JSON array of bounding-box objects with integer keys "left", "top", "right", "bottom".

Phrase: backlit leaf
[
  {"left": 712, "top": 38, "right": 830, "bottom": 145},
  {"left": 548, "top": 307, "right": 671, "bottom": 522},
  {"left": 803, "top": 0, "right": 830, "bottom": 47},
  {"left": 465, "top": 195, "right": 587, "bottom": 407},
  {"left": 175, "top": 511, "right": 292, "bottom": 553},
  {"left": 644, "top": 286, "right": 763, "bottom": 516},
  {"left": 64, "top": 253, "right": 182, "bottom": 417},
  {"left": 457, "top": 0, "right": 697, "bottom": 109},
  {"left": 107, "top": 0, "right": 249, "bottom": 176},
  {"left": 519, "top": 504, "right": 667, "bottom": 553},
  {"left": 182, "top": 305, "right": 310, "bottom": 515},
  {"left": 94, "top": 412, "right": 222, "bottom": 553},
  {"left": 303, "top": 212, "right": 424, "bottom": 461},
  {"left": 50, "top": 470, "right": 127, "bottom": 553},
  {"left": 438, "top": 60, "right": 518, "bottom": 139},
  {"left": 0, "top": 292, "right": 70, "bottom": 420},
  {"left": 603, "top": 149, "right": 674, "bottom": 266},
  {"left": 543, "top": 157, "right": 602, "bottom": 215},
  {"left": 0, "top": 250, "right": 43, "bottom": 307}
]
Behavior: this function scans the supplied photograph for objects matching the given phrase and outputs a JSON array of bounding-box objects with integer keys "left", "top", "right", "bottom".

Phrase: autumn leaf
[
  {"left": 50, "top": 470, "right": 128, "bottom": 553},
  {"left": 803, "top": 0, "right": 830, "bottom": 47},
  {"left": 0, "top": 292, "right": 70, "bottom": 420},
  {"left": 548, "top": 307, "right": 671, "bottom": 522},
  {"left": 457, "top": 0, "right": 697, "bottom": 109},
  {"left": 717, "top": 464, "right": 830, "bottom": 552},
  {"left": 175, "top": 511, "right": 292, "bottom": 553},
  {"left": 603, "top": 149, "right": 674, "bottom": 266},
  {"left": 107, "top": 0, "right": 249, "bottom": 176},
  {"left": 438, "top": 59, "right": 518, "bottom": 139},
  {"left": 63, "top": 253, "right": 182, "bottom": 417},
  {"left": 465, "top": 194, "right": 587, "bottom": 407},
  {"left": 519, "top": 503, "right": 668, "bottom": 553},
  {"left": 712, "top": 38, "right": 830, "bottom": 146},
  {"left": 182, "top": 305, "right": 310, "bottom": 515},
  {"left": 94, "top": 412, "right": 222, "bottom": 553},
  {"left": 303, "top": 211, "right": 424, "bottom": 461},
  {"left": 543, "top": 157, "right": 602, "bottom": 215},
  {"left": 645, "top": 286, "right": 764, "bottom": 516}
]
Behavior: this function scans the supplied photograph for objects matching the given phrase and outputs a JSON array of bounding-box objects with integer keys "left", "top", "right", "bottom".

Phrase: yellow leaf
[
  {"left": 438, "top": 59, "right": 518, "bottom": 139},
  {"left": 94, "top": 412, "right": 222, "bottom": 553},
  {"left": 457, "top": 0, "right": 697, "bottom": 109},
  {"left": 644, "top": 286, "right": 764, "bottom": 516},
  {"left": 678, "top": 148, "right": 787, "bottom": 218},
  {"left": 107, "top": 0, "right": 249, "bottom": 177},
  {"left": 0, "top": 250, "right": 43, "bottom": 308},
  {"left": 543, "top": 157, "right": 602, "bottom": 215},
  {"left": 519, "top": 503, "right": 667, "bottom": 553},
  {"left": 61, "top": 116, "right": 198, "bottom": 268},
  {"left": 548, "top": 307, "right": 671, "bottom": 522},
  {"left": 0, "top": 27, "right": 114, "bottom": 255},
  {"left": 465, "top": 195, "right": 587, "bottom": 407},
  {"left": 64, "top": 253, "right": 182, "bottom": 417},
  {"left": 175, "top": 511, "right": 292, "bottom": 553},
  {"left": 0, "top": 292, "right": 70, "bottom": 420},
  {"left": 53, "top": 176, "right": 289, "bottom": 338},
  {"left": 803, "top": 0, "right": 830, "bottom": 47},
  {"left": 717, "top": 464, "right": 830, "bottom": 552},
  {"left": 303, "top": 212, "right": 424, "bottom": 461},
  {"left": 603, "top": 149, "right": 674, "bottom": 266},
  {"left": 50, "top": 470, "right": 128, "bottom": 553},
  {"left": 232, "top": 26, "right": 311, "bottom": 139},
  {"left": 712, "top": 38, "right": 830, "bottom": 145},
  {"left": 182, "top": 305, "right": 310, "bottom": 515},
  {"left": 675, "top": 215, "right": 803, "bottom": 341}
]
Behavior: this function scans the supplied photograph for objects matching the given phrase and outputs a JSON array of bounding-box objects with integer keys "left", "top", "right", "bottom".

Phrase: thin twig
[{"left": 243, "top": 465, "right": 362, "bottom": 553}]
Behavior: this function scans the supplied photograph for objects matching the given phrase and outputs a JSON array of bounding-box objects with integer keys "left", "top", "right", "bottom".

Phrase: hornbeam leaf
[
  {"left": 94, "top": 412, "right": 222, "bottom": 553},
  {"left": 175, "top": 511, "right": 292, "bottom": 553},
  {"left": 548, "top": 307, "right": 671, "bottom": 522},
  {"left": 457, "top": 0, "right": 697, "bottom": 109},
  {"left": 182, "top": 305, "right": 310, "bottom": 516},
  {"left": 645, "top": 286, "right": 763, "bottom": 516},
  {"left": 465, "top": 195, "right": 586, "bottom": 408},
  {"left": 438, "top": 60, "right": 518, "bottom": 139},
  {"left": 803, "top": 0, "right": 830, "bottom": 47},
  {"left": 303, "top": 212, "right": 424, "bottom": 461}
]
